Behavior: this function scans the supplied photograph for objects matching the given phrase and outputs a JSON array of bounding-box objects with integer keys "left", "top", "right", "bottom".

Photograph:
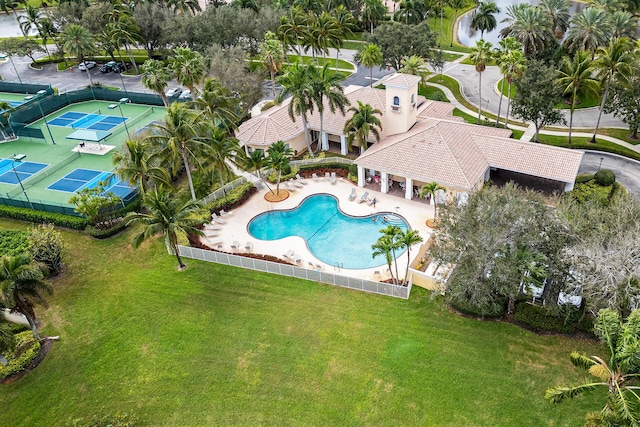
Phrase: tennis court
[
  {"left": 48, "top": 168, "right": 136, "bottom": 198},
  {"left": 0, "top": 158, "right": 48, "bottom": 184},
  {"left": 48, "top": 111, "right": 128, "bottom": 131}
]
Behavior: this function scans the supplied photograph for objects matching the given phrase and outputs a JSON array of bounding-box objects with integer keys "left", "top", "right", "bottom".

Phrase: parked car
[
  {"left": 112, "top": 62, "right": 128, "bottom": 73},
  {"left": 78, "top": 61, "right": 97, "bottom": 71},
  {"left": 165, "top": 87, "right": 182, "bottom": 97},
  {"left": 178, "top": 89, "right": 191, "bottom": 100},
  {"left": 100, "top": 61, "right": 118, "bottom": 73}
]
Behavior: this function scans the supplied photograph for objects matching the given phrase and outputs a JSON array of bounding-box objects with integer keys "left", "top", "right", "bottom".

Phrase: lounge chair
[
  {"left": 367, "top": 196, "right": 377, "bottom": 206},
  {"left": 220, "top": 209, "right": 233, "bottom": 217},
  {"left": 204, "top": 224, "right": 222, "bottom": 231},
  {"left": 312, "top": 173, "right": 319, "bottom": 182},
  {"left": 206, "top": 238, "right": 223, "bottom": 249},
  {"left": 348, "top": 188, "right": 357, "bottom": 201},
  {"left": 245, "top": 241, "right": 253, "bottom": 252},
  {"left": 203, "top": 229, "right": 219, "bottom": 237},
  {"left": 211, "top": 213, "right": 226, "bottom": 224},
  {"left": 324, "top": 172, "right": 330, "bottom": 181},
  {"left": 231, "top": 241, "right": 239, "bottom": 251},
  {"left": 330, "top": 172, "right": 336, "bottom": 185},
  {"left": 296, "top": 174, "right": 308, "bottom": 185},
  {"left": 315, "top": 262, "right": 323, "bottom": 270},
  {"left": 359, "top": 191, "right": 369, "bottom": 203},
  {"left": 289, "top": 178, "right": 303, "bottom": 188},
  {"left": 284, "top": 182, "right": 296, "bottom": 191},
  {"left": 283, "top": 250, "right": 295, "bottom": 260}
]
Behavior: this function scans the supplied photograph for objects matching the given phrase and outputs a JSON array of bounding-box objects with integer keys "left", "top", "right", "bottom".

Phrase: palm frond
[{"left": 545, "top": 383, "right": 603, "bottom": 403}]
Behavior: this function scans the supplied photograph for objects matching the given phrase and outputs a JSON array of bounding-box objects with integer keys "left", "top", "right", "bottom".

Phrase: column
[
  {"left": 380, "top": 172, "right": 389, "bottom": 194},
  {"left": 405, "top": 177, "right": 413, "bottom": 200},
  {"left": 564, "top": 181, "right": 574, "bottom": 192},
  {"left": 340, "top": 135, "right": 347, "bottom": 155},
  {"left": 321, "top": 132, "right": 329, "bottom": 151},
  {"left": 357, "top": 166, "right": 365, "bottom": 187}
]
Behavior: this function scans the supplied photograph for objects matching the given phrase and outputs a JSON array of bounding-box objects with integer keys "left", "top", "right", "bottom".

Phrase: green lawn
[
  {"left": 497, "top": 79, "right": 601, "bottom": 110},
  {"left": 0, "top": 218, "right": 604, "bottom": 426},
  {"left": 537, "top": 134, "right": 640, "bottom": 161}
]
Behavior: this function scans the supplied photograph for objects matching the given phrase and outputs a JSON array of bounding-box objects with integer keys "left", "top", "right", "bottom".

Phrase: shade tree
[{"left": 364, "top": 21, "right": 437, "bottom": 71}]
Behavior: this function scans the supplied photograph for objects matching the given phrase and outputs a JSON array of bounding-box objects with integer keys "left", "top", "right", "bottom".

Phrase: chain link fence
[{"left": 177, "top": 245, "right": 412, "bottom": 299}]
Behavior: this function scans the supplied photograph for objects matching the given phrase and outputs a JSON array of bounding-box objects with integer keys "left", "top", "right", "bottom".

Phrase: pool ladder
[{"left": 334, "top": 262, "right": 343, "bottom": 271}]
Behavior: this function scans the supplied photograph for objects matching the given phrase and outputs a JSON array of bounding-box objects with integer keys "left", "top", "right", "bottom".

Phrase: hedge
[
  {"left": 514, "top": 302, "right": 576, "bottom": 334},
  {"left": 448, "top": 295, "right": 505, "bottom": 319},
  {"left": 0, "top": 230, "right": 30, "bottom": 256},
  {"left": 0, "top": 331, "right": 41, "bottom": 380},
  {"left": 206, "top": 182, "right": 256, "bottom": 213},
  {"left": 85, "top": 219, "right": 129, "bottom": 239},
  {"left": 0, "top": 205, "right": 88, "bottom": 230}
]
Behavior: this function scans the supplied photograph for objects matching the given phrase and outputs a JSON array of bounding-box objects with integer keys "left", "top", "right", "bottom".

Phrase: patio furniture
[
  {"left": 204, "top": 224, "right": 222, "bottom": 231},
  {"left": 312, "top": 173, "right": 319, "bottom": 181},
  {"left": 558, "top": 291, "right": 582, "bottom": 307},
  {"left": 245, "top": 241, "right": 253, "bottom": 252},
  {"left": 289, "top": 178, "right": 303, "bottom": 188},
  {"left": 348, "top": 188, "right": 357, "bottom": 201},
  {"left": 284, "top": 182, "right": 296, "bottom": 191},
  {"left": 206, "top": 238, "right": 223, "bottom": 249},
  {"left": 211, "top": 213, "right": 226, "bottom": 224},
  {"left": 203, "top": 229, "right": 219, "bottom": 237},
  {"left": 296, "top": 174, "right": 308, "bottom": 184},
  {"left": 330, "top": 172, "right": 336, "bottom": 184},
  {"left": 283, "top": 250, "right": 295, "bottom": 260},
  {"left": 324, "top": 172, "right": 330, "bottom": 181},
  {"left": 220, "top": 209, "right": 233, "bottom": 216},
  {"left": 231, "top": 241, "right": 240, "bottom": 251},
  {"left": 359, "top": 191, "right": 369, "bottom": 203}
]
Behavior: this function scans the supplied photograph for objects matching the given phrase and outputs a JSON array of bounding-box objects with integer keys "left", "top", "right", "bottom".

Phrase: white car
[
  {"left": 165, "top": 87, "right": 182, "bottom": 97},
  {"left": 78, "top": 61, "right": 97, "bottom": 71},
  {"left": 178, "top": 89, "right": 192, "bottom": 100}
]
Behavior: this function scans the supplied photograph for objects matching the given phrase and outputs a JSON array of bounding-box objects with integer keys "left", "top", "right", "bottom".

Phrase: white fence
[
  {"left": 289, "top": 157, "right": 353, "bottom": 168},
  {"left": 177, "top": 245, "right": 412, "bottom": 299},
  {"left": 201, "top": 176, "right": 251, "bottom": 204}
]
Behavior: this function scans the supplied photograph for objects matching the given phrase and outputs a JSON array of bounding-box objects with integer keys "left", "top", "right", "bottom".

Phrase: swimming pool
[{"left": 248, "top": 194, "right": 410, "bottom": 269}]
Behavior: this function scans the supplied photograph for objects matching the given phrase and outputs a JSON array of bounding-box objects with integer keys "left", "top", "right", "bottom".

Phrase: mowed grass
[{"left": 0, "top": 219, "right": 604, "bottom": 426}]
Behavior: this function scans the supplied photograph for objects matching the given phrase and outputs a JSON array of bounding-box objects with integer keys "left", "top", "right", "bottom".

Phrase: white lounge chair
[
  {"left": 312, "top": 173, "right": 319, "bottom": 182},
  {"left": 211, "top": 213, "right": 226, "bottom": 224},
  {"left": 359, "top": 191, "right": 369, "bottom": 203},
  {"left": 330, "top": 172, "right": 336, "bottom": 184},
  {"left": 206, "top": 238, "right": 223, "bottom": 249},
  {"left": 284, "top": 182, "right": 296, "bottom": 191},
  {"left": 283, "top": 250, "right": 295, "bottom": 260},
  {"left": 220, "top": 209, "right": 233, "bottom": 216},
  {"left": 245, "top": 241, "right": 253, "bottom": 252},
  {"left": 296, "top": 174, "right": 308, "bottom": 185},
  {"left": 289, "top": 178, "right": 303, "bottom": 188},
  {"left": 203, "top": 229, "right": 219, "bottom": 237},
  {"left": 348, "top": 188, "right": 357, "bottom": 201},
  {"left": 204, "top": 224, "right": 222, "bottom": 231},
  {"left": 324, "top": 172, "right": 330, "bottom": 181},
  {"left": 231, "top": 241, "right": 240, "bottom": 251}
]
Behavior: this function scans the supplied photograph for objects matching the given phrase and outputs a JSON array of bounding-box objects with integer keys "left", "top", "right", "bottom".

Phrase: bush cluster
[
  {"left": 570, "top": 180, "right": 613, "bottom": 207},
  {"left": 0, "top": 205, "right": 88, "bottom": 230},
  {"left": 85, "top": 221, "right": 129, "bottom": 239},
  {"left": 206, "top": 182, "right": 256, "bottom": 213},
  {"left": 0, "top": 331, "right": 41, "bottom": 380},
  {"left": 514, "top": 302, "right": 576, "bottom": 334},
  {"left": 267, "top": 166, "right": 298, "bottom": 184},
  {"left": 448, "top": 296, "right": 505, "bottom": 319},
  {"left": 594, "top": 169, "right": 616, "bottom": 186},
  {"left": 0, "top": 230, "right": 29, "bottom": 256}
]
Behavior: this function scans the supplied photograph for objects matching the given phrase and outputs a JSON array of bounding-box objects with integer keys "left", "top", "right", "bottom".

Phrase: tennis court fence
[
  {"left": 0, "top": 195, "right": 76, "bottom": 215},
  {"left": 6, "top": 152, "right": 81, "bottom": 198},
  {"left": 176, "top": 245, "right": 413, "bottom": 299}
]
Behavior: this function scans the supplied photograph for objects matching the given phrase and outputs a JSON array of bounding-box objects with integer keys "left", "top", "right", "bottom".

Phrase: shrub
[
  {"left": 514, "top": 302, "right": 576, "bottom": 334},
  {"left": 448, "top": 295, "right": 505, "bottom": 318},
  {"left": 594, "top": 169, "right": 616, "bottom": 186},
  {"left": 574, "top": 174, "right": 594, "bottom": 184},
  {"left": 28, "top": 224, "right": 64, "bottom": 275},
  {"left": 206, "top": 182, "right": 256, "bottom": 212},
  {"left": 0, "top": 230, "right": 30, "bottom": 256},
  {"left": 267, "top": 166, "right": 298, "bottom": 184},
  {"left": 348, "top": 164, "right": 358, "bottom": 176},
  {"left": 85, "top": 220, "right": 128, "bottom": 239},
  {"left": 0, "top": 331, "right": 41, "bottom": 380},
  {"left": 569, "top": 180, "right": 612, "bottom": 207},
  {"left": 0, "top": 205, "right": 88, "bottom": 230}
]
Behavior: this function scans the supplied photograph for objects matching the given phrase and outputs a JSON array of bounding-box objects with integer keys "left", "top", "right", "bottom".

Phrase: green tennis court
[{"left": 0, "top": 100, "right": 166, "bottom": 212}]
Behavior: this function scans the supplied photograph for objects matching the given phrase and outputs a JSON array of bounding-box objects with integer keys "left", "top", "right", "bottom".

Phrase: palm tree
[
  {"left": 355, "top": 43, "right": 383, "bottom": 88},
  {"left": 469, "top": 39, "right": 493, "bottom": 124},
  {"left": 557, "top": 51, "right": 600, "bottom": 144},
  {"left": 588, "top": 0, "right": 623, "bottom": 12},
  {"left": 37, "top": 17, "right": 58, "bottom": 57},
  {"left": 166, "top": 0, "right": 201, "bottom": 14},
  {"left": 449, "top": 0, "right": 469, "bottom": 47},
  {"left": 244, "top": 149, "right": 265, "bottom": 179},
  {"left": 344, "top": 101, "right": 383, "bottom": 153},
  {"left": 362, "top": 0, "right": 387, "bottom": 34},
  {"left": 398, "top": 229, "right": 423, "bottom": 285},
  {"left": 112, "top": 139, "right": 171, "bottom": 198},
  {"left": 147, "top": 103, "right": 211, "bottom": 200},
  {"left": 494, "top": 37, "right": 521, "bottom": 127},
  {"left": 61, "top": 24, "right": 97, "bottom": 87},
  {"left": 609, "top": 10, "right": 636, "bottom": 40},
  {"left": 470, "top": 1, "right": 500, "bottom": 41},
  {"left": 169, "top": 46, "right": 206, "bottom": 96},
  {"left": 18, "top": 5, "right": 41, "bottom": 38},
  {"left": 311, "top": 64, "right": 349, "bottom": 152},
  {"left": 591, "top": 38, "right": 634, "bottom": 143},
  {"left": 276, "top": 63, "right": 316, "bottom": 157},
  {"left": 309, "top": 11, "right": 341, "bottom": 60},
  {"left": 539, "top": 0, "right": 571, "bottom": 40},
  {"left": 260, "top": 31, "right": 285, "bottom": 99},
  {"left": 372, "top": 234, "right": 400, "bottom": 285},
  {"left": 499, "top": 3, "right": 553, "bottom": 58},
  {"left": 266, "top": 140, "right": 293, "bottom": 195},
  {"left": 276, "top": 6, "right": 309, "bottom": 59},
  {"left": 501, "top": 50, "right": 526, "bottom": 127},
  {"left": 564, "top": 7, "right": 612, "bottom": 55},
  {"left": 141, "top": 59, "right": 172, "bottom": 107},
  {"left": 420, "top": 182, "right": 445, "bottom": 219},
  {"left": 380, "top": 225, "right": 403, "bottom": 285},
  {"left": 332, "top": 6, "right": 357, "bottom": 68},
  {"left": 206, "top": 129, "right": 245, "bottom": 187},
  {"left": 108, "top": 16, "right": 142, "bottom": 74},
  {"left": 195, "top": 78, "right": 240, "bottom": 132},
  {"left": 546, "top": 308, "right": 640, "bottom": 426},
  {"left": 0, "top": 254, "right": 52, "bottom": 341},
  {"left": 394, "top": 0, "right": 427, "bottom": 25},
  {"left": 399, "top": 55, "right": 430, "bottom": 85},
  {"left": 126, "top": 187, "right": 204, "bottom": 270}
]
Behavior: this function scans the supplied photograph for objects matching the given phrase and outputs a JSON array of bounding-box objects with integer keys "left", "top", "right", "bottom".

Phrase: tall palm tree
[
  {"left": 449, "top": 0, "right": 468, "bottom": 47},
  {"left": 420, "top": 182, "right": 445, "bottom": 219},
  {"left": 332, "top": 6, "right": 357, "bottom": 68},
  {"left": 362, "top": 0, "right": 387, "bottom": 34},
  {"left": 539, "top": 0, "right": 571, "bottom": 40},
  {"left": 309, "top": 11, "right": 341, "bottom": 60},
  {"left": 380, "top": 224, "right": 403, "bottom": 285},
  {"left": 195, "top": 78, "right": 240, "bottom": 132},
  {"left": 61, "top": 24, "right": 97, "bottom": 87},
  {"left": 609, "top": 10, "right": 636, "bottom": 40},
  {"left": 591, "top": 38, "right": 634, "bottom": 143},
  {"left": 469, "top": 39, "right": 493, "bottom": 124},
  {"left": 140, "top": 59, "right": 172, "bottom": 107},
  {"left": 355, "top": 43, "right": 383, "bottom": 88},
  {"left": 394, "top": 0, "right": 427, "bottom": 25},
  {"left": 311, "top": 64, "right": 349, "bottom": 152},
  {"left": 564, "top": 7, "right": 612, "bottom": 55},
  {"left": 112, "top": 139, "right": 171, "bottom": 198},
  {"left": 37, "top": 17, "right": 58, "bottom": 57},
  {"left": 276, "top": 63, "right": 316, "bottom": 157},
  {"left": 166, "top": 0, "right": 201, "bottom": 14},
  {"left": 470, "top": 1, "right": 500, "bottom": 41},
  {"left": 147, "top": 103, "right": 211, "bottom": 200},
  {"left": 398, "top": 229, "right": 423, "bottom": 285},
  {"left": 18, "top": 5, "right": 41, "bottom": 37},
  {"left": 344, "top": 101, "right": 383, "bottom": 153},
  {"left": 0, "top": 254, "right": 52, "bottom": 341},
  {"left": 108, "top": 16, "right": 142, "bottom": 73},
  {"left": 276, "top": 6, "right": 309, "bottom": 59},
  {"left": 499, "top": 3, "right": 553, "bottom": 58},
  {"left": 266, "top": 140, "right": 293, "bottom": 195},
  {"left": 557, "top": 51, "right": 600, "bottom": 144},
  {"left": 501, "top": 50, "right": 526, "bottom": 127},
  {"left": 169, "top": 46, "right": 206, "bottom": 96},
  {"left": 260, "top": 31, "right": 285, "bottom": 99},
  {"left": 546, "top": 308, "right": 640, "bottom": 426},
  {"left": 494, "top": 37, "right": 521, "bottom": 127},
  {"left": 372, "top": 234, "right": 400, "bottom": 285},
  {"left": 399, "top": 55, "right": 430, "bottom": 85},
  {"left": 244, "top": 149, "right": 265, "bottom": 179},
  {"left": 126, "top": 187, "right": 205, "bottom": 270},
  {"left": 206, "top": 129, "right": 245, "bottom": 187}
]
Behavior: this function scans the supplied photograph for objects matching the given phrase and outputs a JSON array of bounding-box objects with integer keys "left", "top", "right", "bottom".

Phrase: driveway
[{"left": 578, "top": 151, "right": 640, "bottom": 197}]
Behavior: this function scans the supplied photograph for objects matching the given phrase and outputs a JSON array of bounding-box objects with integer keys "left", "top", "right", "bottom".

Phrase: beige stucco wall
[{"left": 385, "top": 82, "right": 419, "bottom": 136}]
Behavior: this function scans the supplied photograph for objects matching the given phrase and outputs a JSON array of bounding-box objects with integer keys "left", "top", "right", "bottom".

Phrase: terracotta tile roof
[
  {"left": 473, "top": 135, "right": 584, "bottom": 183},
  {"left": 235, "top": 97, "right": 303, "bottom": 146},
  {"left": 384, "top": 73, "right": 423, "bottom": 87},
  {"left": 417, "top": 100, "right": 465, "bottom": 122}
]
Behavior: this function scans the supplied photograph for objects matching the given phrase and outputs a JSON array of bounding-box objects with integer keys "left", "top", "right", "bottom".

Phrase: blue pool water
[{"left": 248, "top": 194, "right": 409, "bottom": 269}]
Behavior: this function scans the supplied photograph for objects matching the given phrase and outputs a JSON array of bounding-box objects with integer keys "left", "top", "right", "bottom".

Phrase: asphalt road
[{"left": 578, "top": 151, "right": 640, "bottom": 197}]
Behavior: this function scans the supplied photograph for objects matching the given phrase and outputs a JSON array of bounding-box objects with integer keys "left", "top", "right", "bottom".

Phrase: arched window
[
  {"left": 411, "top": 94, "right": 415, "bottom": 104},
  {"left": 393, "top": 96, "right": 400, "bottom": 106}
]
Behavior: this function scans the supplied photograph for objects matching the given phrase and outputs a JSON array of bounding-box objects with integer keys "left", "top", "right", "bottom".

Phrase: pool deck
[{"left": 202, "top": 176, "right": 436, "bottom": 281}]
